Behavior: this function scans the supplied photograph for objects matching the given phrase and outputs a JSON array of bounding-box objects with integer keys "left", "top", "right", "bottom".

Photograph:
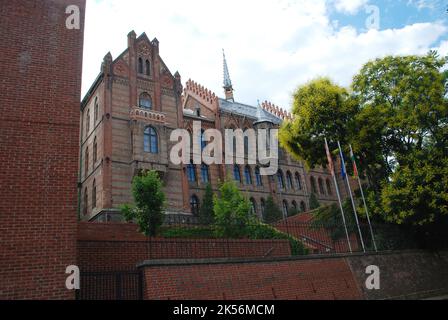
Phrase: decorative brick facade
[
  {"left": 0, "top": 0, "right": 85, "bottom": 299},
  {"left": 80, "top": 31, "right": 343, "bottom": 222}
]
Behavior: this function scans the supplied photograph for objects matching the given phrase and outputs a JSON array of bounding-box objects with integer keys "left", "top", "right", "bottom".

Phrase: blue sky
[{"left": 82, "top": 0, "right": 448, "bottom": 109}]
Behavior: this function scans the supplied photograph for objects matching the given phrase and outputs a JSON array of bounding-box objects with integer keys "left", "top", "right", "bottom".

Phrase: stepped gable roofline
[
  {"left": 218, "top": 98, "right": 282, "bottom": 125},
  {"left": 261, "top": 100, "right": 293, "bottom": 121},
  {"left": 184, "top": 79, "right": 219, "bottom": 106}
]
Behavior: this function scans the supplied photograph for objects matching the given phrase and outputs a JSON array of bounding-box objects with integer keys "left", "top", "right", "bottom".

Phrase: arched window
[
  {"left": 83, "top": 188, "right": 88, "bottom": 216},
  {"left": 277, "top": 170, "right": 285, "bottom": 190},
  {"left": 310, "top": 176, "right": 317, "bottom": 194},
  {"left": 145, "top": 59, "right": 151, "bottom": 76},
  {"left": 286, "top": 171, "right": 294, "bottom": 190},
  {"left": 200, "top": 129, "right": 207, "bottom": 151},
  {"left": 292, "top": 201, "right": 298, "bottom": 212},
  {"left": 94, "top": 97, "right": 99, "bottom": 123},
  {"left": 295, "top": 173, "right": 302, "bottom": 190},
  {"left": 144, "top": 127, "right": 158, "bottom": 154},
  {"left": 326, "top": 179, "right": 333, "bottom": 196},
  {"left": 86, "top": 109, "right": 90, "bottom": 135},
  {"left": 93, "top": 137, "right": 98, "bottom": 164},
  {"left": 187, "top": 161, "right": 197, "bottom": 183},
  {"left": 201, "top": 163, "right": 210, "bottom": 184},
  {"left": 250, "top": 198, "right": 257, "bottom": 215},
  {"left": 300, "top": 201, "right": 306, "bottom": 213},
  {"left": 260, "top": 198, "right": 266, "bottom": 217},
  {"left": 139, "top": 92, "right": 152, "bottom": 110},
  {"left": 92, "top": 180, "right": 97, "bottom": 209},
  {"left": 318, "top": 178, "right": 325, "bottom": 195},
  {"left": 282, "top": 200, "right": 288, "bottom": 218},
  {"left": 233, "top": 165, "right": 241, "bottom": 183},
  {"left": 255, "top": 167, "right": 263, "bottom": 186},
  {"left": 190, "top": 195, "right": 200, "bottom": 216},
  {"left": 244, "top": 166, "right": 252, "bottom": 185},
  {"left": 138, "top": 57, "right": 143, "bottom": 74},
  {"left": 84, "top": 147, "right": 89, "bottom": 177}
]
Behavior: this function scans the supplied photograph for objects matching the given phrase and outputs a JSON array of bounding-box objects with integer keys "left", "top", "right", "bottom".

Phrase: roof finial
[{"left": 222, "top": 49, "right": 234, "bottom": 101}]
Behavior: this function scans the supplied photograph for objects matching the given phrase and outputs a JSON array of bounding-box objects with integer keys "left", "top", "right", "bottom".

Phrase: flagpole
[
  {"left": 338, "top": 141, "right": 366, "bottom": 253},
  {"left": 325, "top": 138, "right": 352, "bottom": 253},
  {"left": 350, "top": 145, "right": 378, "bottom": 252}
]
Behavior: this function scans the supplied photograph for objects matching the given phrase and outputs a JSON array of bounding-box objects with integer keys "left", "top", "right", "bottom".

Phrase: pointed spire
[
  {"left": 222, "top": 49, "right": 234, "bottom": 101},
  {"left": 223, "top": 49, "right": 232, "bottom": 88}
]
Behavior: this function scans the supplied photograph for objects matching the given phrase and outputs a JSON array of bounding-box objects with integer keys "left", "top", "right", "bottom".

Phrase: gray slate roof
[{"left": 218, "top": 98, "right": 282, "bottom": 125}]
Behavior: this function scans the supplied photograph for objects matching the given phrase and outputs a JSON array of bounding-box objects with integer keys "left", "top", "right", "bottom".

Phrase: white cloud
[
  {"left": 81, "top": 0, "right": 447, "bottom": 110},
  {"left": 333, "top": 0, "right": 369, "bottom": 15}
]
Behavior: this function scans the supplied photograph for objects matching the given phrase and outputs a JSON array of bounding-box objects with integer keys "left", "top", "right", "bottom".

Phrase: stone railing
[{"left": 130, "top": 106, "right": 166, "bottom": 124}]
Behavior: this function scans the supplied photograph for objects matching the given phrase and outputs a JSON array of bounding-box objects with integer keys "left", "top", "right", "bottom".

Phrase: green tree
[
  {"left": 121, "top": 170, "right": 165, "bottom": 237},
  {"left": 213, "top": 179, "right": 252, "bottom": 238},
  {"left": 199, "top": 184, "right": 214, "bottom": 224},
  {"left": 278, "top": 77, "right": 358, "bottom": 170},
  {"left": 309, "top": 193, "right": 321, "bottom": 210},
  {"left": 263, "top": 196, "right": 283, "bottom": 223}
]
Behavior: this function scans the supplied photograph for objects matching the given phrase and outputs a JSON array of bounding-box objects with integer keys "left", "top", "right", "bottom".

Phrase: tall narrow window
[
  {"left": 244, "top": 166, "right": 252, "bottom": 185},
  {"left": 286, "top": 171, "right": 294, "bottom": 190},
  {"left": 295, "top": 173, "right": 302, "bottom": 190},
  {"left": 326, "top": 179, "right": 333, "bottom": 196},
  {"left": 255, "top": 167, "right": 263, "bottom": 186},
  {"left": 250, "top": 198, "right": 257, "bottom": 215},
  {"left": 310, "top": 176, "right": 317, "bottom": 194},
  {"left": 201, "top": 163, "right": 210, "bottom": 184},
  {"left": 138, "top": 57, "right": 143, "bottom": 74},
  {"left": 92, "top": 180, "right": 97, "bottom": 209},
  {"left": 93, "top": 137, "right": 98, "bottom": 164},
  {"left": 318, "top": 178, "right": 325, "bottom": 195},
  {"left": 144, "top": 127, "right": 158, "bottom": 154},
  {"left": 139, "top": 92, "right": 152, "bottom": 110},
  {"left": 277, "top": 170, "right": 285, "bottom": 190},
  {"left": 83, "top": 188, "right": 88, "bottom": 216},
  {"left": 94, "top": 97, "right": 99, "bottom": 123},
  {"left": 145, "top": 59, "right": 151, "bottom": 76},
  {"left": 190, "top": 195, "right": 200, "bottom": 216},
  {"left": 86, "top": 109, "right": 90, "bottom": 135},
  {"left": 282, "top": 200, "right": 288, "bottom": 218},
  {"left": 200, "top": 129, "right": 207, "bottom": 151},
  {"left": 84, "top": 147, "right": 89, "bottom": 177},
  {"left": 187, "top": 161, "right": 197, "bottom": 183},
  {"left": 233, "top": 165, "right": 241, "bottom": 183},
  {"left": 260, "top": 198, "right": 266, "bottom": 217}
]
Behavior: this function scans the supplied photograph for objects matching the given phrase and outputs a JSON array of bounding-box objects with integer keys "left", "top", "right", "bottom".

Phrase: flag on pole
[
  {"left": 339, "top": 145, "right": 347, "bottom": 179},
  {"left": 350, "top": 148, "right": 359, "bottom": 178},
  {"left": 324, "top": 138, "right": 335, "bottom": 177}
]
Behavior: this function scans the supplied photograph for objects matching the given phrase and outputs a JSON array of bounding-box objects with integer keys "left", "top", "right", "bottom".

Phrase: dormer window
[{"left": 195, "top": 107, "right": 201, "bottom": 117}]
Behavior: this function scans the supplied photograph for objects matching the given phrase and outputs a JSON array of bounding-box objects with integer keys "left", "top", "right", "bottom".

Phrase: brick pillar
[{"left": 0, "top": 0, "right": 86, "bottom": 299}]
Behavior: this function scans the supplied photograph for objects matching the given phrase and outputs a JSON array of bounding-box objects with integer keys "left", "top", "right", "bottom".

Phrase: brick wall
[
  {"left": 140, "top": 257, "right": 363, "bottom": 300},
  {"left": 0, "top": 0, "right": 85, "bottom": 299},
  {"left": 77, "top": 222, "right": 291, "bottom": 272}
]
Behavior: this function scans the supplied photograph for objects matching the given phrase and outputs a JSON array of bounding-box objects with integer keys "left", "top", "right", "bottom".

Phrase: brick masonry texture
[
  {"left": 77, "top": 222, "right": 291, "bottom": 272},
  {"left": 140, "top": 258, "right": 363, "bottom": 300},
  {"left": 0, "top": 0, "right": 85, "bottom": 299}
]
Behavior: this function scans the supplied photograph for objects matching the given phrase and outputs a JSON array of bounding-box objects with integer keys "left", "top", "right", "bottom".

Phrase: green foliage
[
  {"left": 279, "top": 52, "right": 448, "bottom": 239},
  {"left": 199, "top": 184, "right": 214, "bottom": 225},
  {"left": 278, "top": 77, "right": 358, "bottom": 170},
  {"left": 213, "top": 179, "right": 253, "bottom": 238},
  {"left": 311, "top": 202, "right": 357, "bottom": 241},
  {"left": 380, "top": 148, "right": 448, "bottom": 226},
  {"left": 263, "top": 196, "right": 283, "bottom": 223},
  {"left": 246, "top": 223, "right": 309, "bottom": 256},
  {"left": 159, "top": 226, "right": 215, "bottom": 239},
  {"left": 120, "top": 170, "right": 165, "bottom": 237},
  {"left": 309, "top": 193, "right": 320, "bottom": 210}
]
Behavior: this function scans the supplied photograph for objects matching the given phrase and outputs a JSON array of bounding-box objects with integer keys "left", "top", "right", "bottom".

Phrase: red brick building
[
  {"left": 79, "top": 31, "right": 341, "bottom": 222},
  {"left": 0, "top": 0, "right": 86, "bottom": 299}
]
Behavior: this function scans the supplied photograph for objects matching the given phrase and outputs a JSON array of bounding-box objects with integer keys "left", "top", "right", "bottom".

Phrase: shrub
[{"left": 263, "top": 196, "right": 283, "bottom": 223}]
